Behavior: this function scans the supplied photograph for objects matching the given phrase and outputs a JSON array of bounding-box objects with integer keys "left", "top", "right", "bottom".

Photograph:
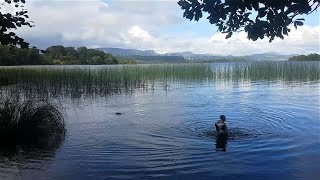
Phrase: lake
[{"left": 0, "top": 63, "right": 319, "bottom": 179}]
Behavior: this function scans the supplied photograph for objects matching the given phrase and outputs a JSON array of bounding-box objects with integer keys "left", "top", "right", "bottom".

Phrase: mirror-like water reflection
[{"left": 0, "top": 63, "right": 319, "bottom": 179}]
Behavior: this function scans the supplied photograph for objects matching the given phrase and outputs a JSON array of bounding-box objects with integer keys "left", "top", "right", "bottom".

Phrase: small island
[{"left": 0, "top": 45, "right": 136, "bottom": 66}]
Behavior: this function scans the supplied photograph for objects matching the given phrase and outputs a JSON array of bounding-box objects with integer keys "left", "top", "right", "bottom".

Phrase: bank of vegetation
[
  {"left": 288, "top": 54, "right": 320, "bottom": 61},
  {"left": 0, "top": 62, "right": 319, "bottom": 98},
  {"left": 0, "top": 45, "right": 136, "bottom": 66},
  {"left": 0, "top": 98, "right": 65, "bottom": 147}
]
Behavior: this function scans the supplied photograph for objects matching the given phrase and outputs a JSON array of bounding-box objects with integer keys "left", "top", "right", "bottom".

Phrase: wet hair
[{"left": 220, "top": 115, "right": 226, "bottom": 121}]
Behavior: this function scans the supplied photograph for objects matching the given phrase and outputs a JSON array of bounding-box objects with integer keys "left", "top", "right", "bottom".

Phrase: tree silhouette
[
  {"left": 0, "top": 0, "right": 33, "bottom": 48},
  {"left": 178, "top": 0, "right": 319, "bottom": 42}
]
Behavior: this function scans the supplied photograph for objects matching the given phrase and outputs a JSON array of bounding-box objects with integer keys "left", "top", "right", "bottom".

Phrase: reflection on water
[
  {"left": 0, "top": 134, "right": 65, "bottom": 179},
  {"left": 216, "top": 135, "right": 228, "bottom": 152},
  {"left": 202, "top": 128, "right": 253, "bottom": 152},
  {"left": 0, "top": 62, "right": 319, "bottom": 100},
  {"left": 0, "top": 99, "right": 66, "bottom": 179},
  {"left": 0, "top": 75, "right": 319, "bottom": 179}
]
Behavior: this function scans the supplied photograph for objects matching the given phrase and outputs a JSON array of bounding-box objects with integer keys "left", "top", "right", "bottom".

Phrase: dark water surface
[{"left": 1, "top": 81, "right": 320, "bottom": 179}]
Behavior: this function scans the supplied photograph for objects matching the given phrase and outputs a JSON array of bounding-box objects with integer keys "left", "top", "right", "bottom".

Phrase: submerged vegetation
[
  {"left": 0, "top": 62, "right": 319, "bottom": 98},
  {"left": 0, "top": 98, "right": 65, "bottom": 147}
]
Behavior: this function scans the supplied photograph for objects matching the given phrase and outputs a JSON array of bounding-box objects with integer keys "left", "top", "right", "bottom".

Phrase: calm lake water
[{"left": 0, "top": 66, "right": 320, "bottom": 179}]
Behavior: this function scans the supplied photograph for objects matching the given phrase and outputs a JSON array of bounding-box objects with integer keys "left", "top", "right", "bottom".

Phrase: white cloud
[
  {"left": 128, "top": 25, "right": 153, "bottom": 42},
  {"left": 206, "top": 25, "right": 320, "bottom": 55},
  {"left": 12, "top": 0, "right": 320, "bottom": 55}
]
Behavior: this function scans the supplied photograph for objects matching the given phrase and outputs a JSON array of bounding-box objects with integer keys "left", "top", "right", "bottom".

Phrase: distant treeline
[
  {"left": 188, "top": 58, "right": 246, "bottom": 63},
  {"left": 0, "top": 45, "right": 47, "bottom": 65},
  {"left": 288, "top": 54, "right": 320, "bottom": 61},
  {"left": 0, "top": 45, "right": 136, "bottom": 66},
  {"left": 131, "top": 55, "right": 186, "bottom": 63}
]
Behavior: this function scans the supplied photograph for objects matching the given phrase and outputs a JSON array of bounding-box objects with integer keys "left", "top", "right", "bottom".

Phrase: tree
[
  {"left": 65, "top": 47, "right": 78, "bottom": 58},
  {"left": 42, "top": 45, "right": 121, "bottom": 65},
  {"left": 0, "top": 0, "right": 33, "bottom": 48},
  {"left": 0, "top": 45, "right": 43, "bottom": 65},
  {"left": 88, "top": 56, "right": 103, "bottom": 65},
  {"left": 104, "top": 53, "right": 119, "bottom": 64},
  {"left": 77, "top": 47, "right": 88, "bottom": 64},
  {"left": 45, "top": 46, "right": 66, "bottom": 59},
  {"left": 178, "top": 0, "right": 320, "bottom": 42}
]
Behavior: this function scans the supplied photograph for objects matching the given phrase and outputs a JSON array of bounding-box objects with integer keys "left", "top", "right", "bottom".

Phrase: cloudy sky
[{"left": 9, "top": 0, "right": 320, "bottom": 55}]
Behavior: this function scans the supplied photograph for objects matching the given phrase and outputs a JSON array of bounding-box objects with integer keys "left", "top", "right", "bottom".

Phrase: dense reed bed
[
  {"left": 245, "top": 61, "right": 320, "bottom": 82},
  {"left": 211, "top": 61, "right": 320, "bottom": 82},
  {"left": 0, "top": 64, "right": 212, "bottom": 97},
  {"left": 0, "top": 62, "right": 319, "bottom": 98}
]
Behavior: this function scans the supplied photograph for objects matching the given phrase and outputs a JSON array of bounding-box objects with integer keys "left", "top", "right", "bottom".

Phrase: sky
[{"left": 5, "top": 0, "right": 320, "bottom": 55}]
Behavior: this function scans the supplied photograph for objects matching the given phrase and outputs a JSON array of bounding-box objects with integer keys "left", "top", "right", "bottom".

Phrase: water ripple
[{"left": 1, "top": 82, "right": 319, "bottom": 179}]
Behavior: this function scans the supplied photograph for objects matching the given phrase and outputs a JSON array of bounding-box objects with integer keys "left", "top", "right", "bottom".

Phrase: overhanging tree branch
[
  {"left": 0, "top": 0, "right": 33, "bottom": 48},
  {"left": 178, "top": 0, "right": 320, "bottom": 42}
]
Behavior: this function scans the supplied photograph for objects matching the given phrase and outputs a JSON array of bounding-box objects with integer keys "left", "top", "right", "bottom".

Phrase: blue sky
[{"left": 12, "top": 0, "right": 320, "bottom": 55}]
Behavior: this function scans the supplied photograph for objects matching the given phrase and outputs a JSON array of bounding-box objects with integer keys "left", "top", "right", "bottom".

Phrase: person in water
[{"left": 215, "top": 115, "right": 228, "bottom": 135}]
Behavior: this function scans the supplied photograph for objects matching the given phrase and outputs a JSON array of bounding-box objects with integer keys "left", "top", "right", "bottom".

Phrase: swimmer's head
[{"left": 220, "top": 115, "right": 226, "bottom": 121}]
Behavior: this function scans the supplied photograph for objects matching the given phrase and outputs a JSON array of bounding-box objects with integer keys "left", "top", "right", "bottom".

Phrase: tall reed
[
  {"left": 0, "top": 98, "right": 65, "bottom": 147},
  {"left": 0, "top": 62, "right": 319, "bottom": 98}
]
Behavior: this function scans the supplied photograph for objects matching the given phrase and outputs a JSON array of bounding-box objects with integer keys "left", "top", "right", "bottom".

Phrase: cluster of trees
[
  {"left": 116, "top": 56, "right": 137, "bottom": 64},
  {"left": 0, "top": 45, "right": 47, "bottom": 65},
  {"left": 288, "top": 54, "right": 320, "bottom": 61},
  {"left": 45, "top": 46, "right": 119, "bottom": 65},
  {"left": 0, "top": 45, "right": 136, "bottom": 66}
]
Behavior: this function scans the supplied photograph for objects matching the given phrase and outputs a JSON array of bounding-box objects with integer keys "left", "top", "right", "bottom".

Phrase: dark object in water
[
  {"left": 115, "top": 112, "right": 122, "bottom": 115},
  {"left": 216, "top": 125, "right": 228, "bottom": 135},
  {"left": 216, "top": 133, "right": 228, "bottom": 151},
  {"left": 214, "top": 115, "right": 228, "bottom": 151},
  {"left": 215, "top": 115, "right": 228, "bottom": 135},
  {"left": 217, "top": 130, "right": 228, "bottom": 137}
]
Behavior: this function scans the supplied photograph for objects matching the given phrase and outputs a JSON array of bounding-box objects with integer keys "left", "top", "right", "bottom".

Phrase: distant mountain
[
  {"left": 165, "top": 51, "right": 195, "bottom": 57},
  {"left": 132, "top": 55, "right": 187, "bottom": 63},
  {"left": 97, "top": 48, "right": 158, "bottom": 56},
  {"left": 241, "top": 52, "right": 296, "bottom": 61},
  {"left": 164, "top": 51, "right": 224, "bottom": 60},
  {"left": 97, "top": 47, "right": 297, "bottom": 63}
]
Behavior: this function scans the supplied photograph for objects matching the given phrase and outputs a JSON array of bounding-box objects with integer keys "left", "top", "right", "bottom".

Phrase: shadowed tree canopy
[
  {"left": 178, "top": 0, "right": 320, "bottom": 42},
  {"left": 0, "top": 0, "right": 33, "bottom": 48}
]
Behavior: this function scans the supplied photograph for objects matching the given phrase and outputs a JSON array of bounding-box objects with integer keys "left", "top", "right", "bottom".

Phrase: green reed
[
  {"left": 244, "top": 61, "right": 320, "bottom": 82},
  {"left": 0, "top": 62, "right": 319, "bottom": 98},
  {"left": 0, "top": 98, "right": 65, "bottom": 147},
  {"left": 0, "top": 64, "right": 212, "bottom": 97}
]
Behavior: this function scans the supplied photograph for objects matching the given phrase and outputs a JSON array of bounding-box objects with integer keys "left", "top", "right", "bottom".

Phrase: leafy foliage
[
  {"left": 0, "top": 45, "right": 47, "bottom": 65},
  {"left": 178, "top": 0, "right": 320, "bottom": 42},
  {"left": 0, "top": 0, "right": 33, "bottom": 48},
  {"left": 117, "top": 56, "right": 137, "bottom": 64},
  {"left": 0, "top": 45, "right": 137, "bottom": 65},
  {"left": 288, "top": 53, "right": 320, "bottom": 61},
  {"left": 44, "top": 46, "right": 120, "bottom": 65}
]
